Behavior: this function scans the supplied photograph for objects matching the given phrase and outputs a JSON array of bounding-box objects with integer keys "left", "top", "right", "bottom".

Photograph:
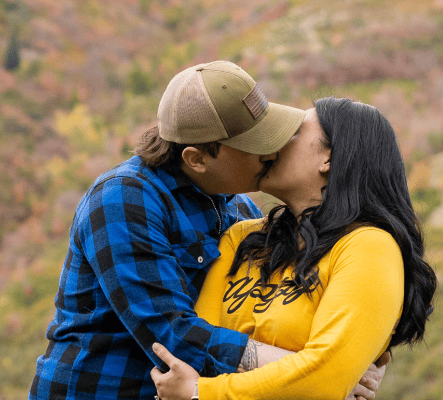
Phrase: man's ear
[{"left": 181, "top": 147, "right": 207, "bottom": 174}]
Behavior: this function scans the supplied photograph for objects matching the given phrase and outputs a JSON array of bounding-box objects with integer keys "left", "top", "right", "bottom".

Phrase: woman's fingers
[
  {"left": 350, "top": 358, "right": 388, "bottom": 400},
  {"left": 150, "top": 344, "right": 200, "bottom": 400},
  {"left": 150, "top": 366, "right": 162, "bottom": 381},
  {"left": 360, "top": 371, "right": 379, "bottom": 391},
  {"left": 350, "top": 383, "right": 375, "bottom": 400},
  {"left": 152, "top": 343, "right": 176, "bottom": 367}
]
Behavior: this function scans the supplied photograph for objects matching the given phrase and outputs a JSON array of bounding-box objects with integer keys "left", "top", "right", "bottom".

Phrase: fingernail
[{"left": 152, "top": 343, "right": 159, "bottom": 351}]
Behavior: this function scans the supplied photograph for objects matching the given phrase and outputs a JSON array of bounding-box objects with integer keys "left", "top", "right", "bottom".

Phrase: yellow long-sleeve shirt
[{"left": 195, "top": 219, "right": 404, "bottom": 400}]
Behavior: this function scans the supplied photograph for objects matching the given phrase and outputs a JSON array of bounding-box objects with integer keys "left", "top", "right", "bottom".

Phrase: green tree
[
  {"left": 410, "top": 187, "right": 442, "bottom": 221},
  {"left": 128, "top": 62, "right": 154, "bottom": 95},
  {"left": 4, "top": 26, "right": 20, "bottom": 71}
]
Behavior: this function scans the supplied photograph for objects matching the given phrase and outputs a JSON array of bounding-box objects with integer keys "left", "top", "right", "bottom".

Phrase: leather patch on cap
[{"left": 243, "top": 83, "right": 268, "bottom": 119}]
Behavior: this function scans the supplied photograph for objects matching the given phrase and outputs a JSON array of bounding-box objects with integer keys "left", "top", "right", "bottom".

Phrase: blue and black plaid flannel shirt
[{"left": 29, "top": 155, "right": 262, "bottom": 400}]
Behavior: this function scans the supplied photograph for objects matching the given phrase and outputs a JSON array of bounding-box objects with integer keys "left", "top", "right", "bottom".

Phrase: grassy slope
[{"left": 0, "top": 0, "right": 442, "bottom": 398}]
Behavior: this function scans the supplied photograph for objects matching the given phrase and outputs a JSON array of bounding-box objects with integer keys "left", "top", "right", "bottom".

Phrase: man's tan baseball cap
[{"left": 157, "top": 60, "right": 306, "bottom": 155}]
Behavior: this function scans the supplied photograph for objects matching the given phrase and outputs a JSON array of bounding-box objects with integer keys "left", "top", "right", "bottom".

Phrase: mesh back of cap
[
  {"left": 158, "top": 66, "right": 227, "bottom": 144},
  {"left": 158, "top": 68, "right": 193, "bottom": 140}
]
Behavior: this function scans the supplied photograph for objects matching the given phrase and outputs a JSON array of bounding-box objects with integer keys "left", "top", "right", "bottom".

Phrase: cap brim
[{"left": 218, "top": 103, "right": 306, "bottom": 155}]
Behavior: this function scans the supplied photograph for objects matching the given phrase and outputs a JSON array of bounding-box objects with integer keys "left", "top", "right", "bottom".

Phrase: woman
[{"left": 151, "top": 97, "right": 437, "bottom": 399}]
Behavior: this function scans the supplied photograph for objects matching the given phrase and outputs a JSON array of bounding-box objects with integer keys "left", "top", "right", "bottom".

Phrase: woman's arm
[
  {"left": 240, "top": 340, "right": 389, "bottom": 399},
  {"left": 150, "top": 343, "right": 388, "bottom": 400}
]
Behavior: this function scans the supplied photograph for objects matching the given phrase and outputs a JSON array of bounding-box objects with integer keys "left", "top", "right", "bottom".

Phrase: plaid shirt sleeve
[{"left": 76, "top": 175, "right": 248, "bottom": 376}]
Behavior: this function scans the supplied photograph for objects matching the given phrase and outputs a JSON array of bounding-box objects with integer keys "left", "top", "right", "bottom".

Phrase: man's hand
[
  {"left": 150, "top": 343, "right": 199, "bottom": 400},
  {"left": 346, "top": 351, "right": 391, "bottom": 400}
]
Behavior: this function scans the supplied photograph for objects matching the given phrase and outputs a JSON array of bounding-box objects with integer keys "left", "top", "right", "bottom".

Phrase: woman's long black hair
[{"left": 229, "top": 97, "right": 437, "bottom": 349}]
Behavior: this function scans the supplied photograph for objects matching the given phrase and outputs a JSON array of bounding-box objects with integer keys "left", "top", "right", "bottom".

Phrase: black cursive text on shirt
[{"left": 223, "top": 276, "right": 304, "bottom": 314}]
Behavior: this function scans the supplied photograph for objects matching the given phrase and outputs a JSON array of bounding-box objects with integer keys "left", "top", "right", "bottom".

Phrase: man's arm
[
  {"left": 79, "top": 176, "right": 250, "bottom": 376},
  {"left": 238, "top": 339, "right": 295, "bottom": 371}
]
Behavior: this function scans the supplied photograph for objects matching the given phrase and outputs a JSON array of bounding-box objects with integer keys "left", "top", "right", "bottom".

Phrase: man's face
[{"left": 203, "top": 144, "right": 278, "bottom": 195}]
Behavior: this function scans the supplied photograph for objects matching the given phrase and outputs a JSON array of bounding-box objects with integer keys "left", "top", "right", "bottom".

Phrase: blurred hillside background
[{"left": 0, "top": 0, "right": 442, "bottom": 398}]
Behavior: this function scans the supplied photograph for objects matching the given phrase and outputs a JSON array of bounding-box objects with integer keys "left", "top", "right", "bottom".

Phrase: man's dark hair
[{"left": 134, "top": 123, "right": 221, "bottom": 171}]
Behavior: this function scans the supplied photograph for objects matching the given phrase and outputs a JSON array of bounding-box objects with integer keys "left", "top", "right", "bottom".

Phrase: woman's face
[{"left": 259, "top": 108, "right": 331, "bottom": 215}]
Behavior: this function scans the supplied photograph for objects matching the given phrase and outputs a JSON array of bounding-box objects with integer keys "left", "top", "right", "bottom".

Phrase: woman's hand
[
  {"left": 346, "top": 351, "right": 390, "bottom": 400},
  {"left": 150, "top": 343, "right": 200, "bottom": 400}
]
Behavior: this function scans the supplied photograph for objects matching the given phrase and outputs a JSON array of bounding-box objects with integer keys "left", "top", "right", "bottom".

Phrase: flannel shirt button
[{"left": 197, "top": 256, "right": 203, "bottom": 263}]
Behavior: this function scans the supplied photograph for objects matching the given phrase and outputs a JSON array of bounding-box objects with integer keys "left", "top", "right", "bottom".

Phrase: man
[{"left": 29, "top": 61, "right": 386, "bottom": 399}]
